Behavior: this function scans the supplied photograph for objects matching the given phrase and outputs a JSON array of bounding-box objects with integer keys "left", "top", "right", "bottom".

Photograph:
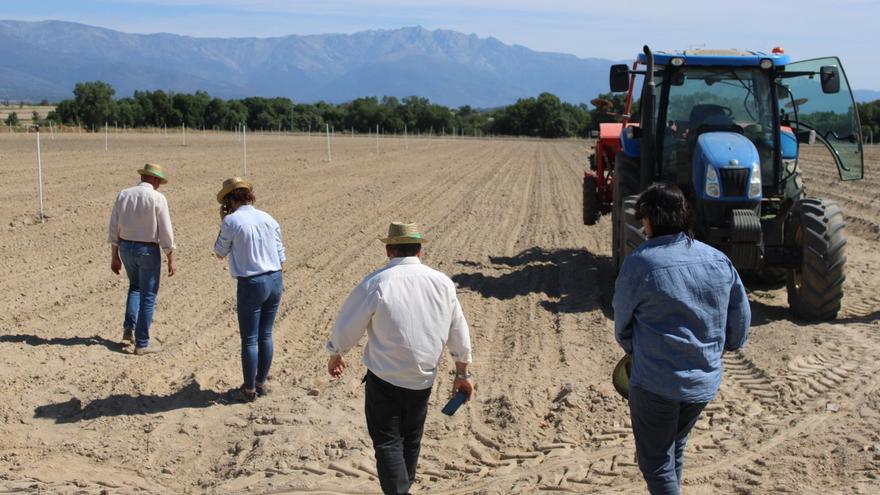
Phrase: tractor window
[
  {"left": 660, "top": 68, "right": 776, "bottom": 187},
  {"left": 781, "top": 57, "right": 864, "bottom": 180}
]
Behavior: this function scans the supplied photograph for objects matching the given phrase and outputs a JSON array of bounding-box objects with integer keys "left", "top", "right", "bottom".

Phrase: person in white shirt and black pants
[
  {"left": 326, "top": 222, "right": 473, "bottom": 495},
  {"left": 214, "top": 178, "right": 286, "bottom": 403}
]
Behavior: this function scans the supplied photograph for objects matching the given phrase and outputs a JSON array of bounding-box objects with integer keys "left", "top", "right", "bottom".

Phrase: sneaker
[
  {"left": 122, "top": 328, "right": 134, "bottom": 345},
  {"left": 134, "top": 345, "right": 161, "bottom": 355}
]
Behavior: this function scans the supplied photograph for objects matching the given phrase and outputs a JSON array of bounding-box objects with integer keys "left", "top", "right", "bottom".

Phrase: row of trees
[
  {"left": 856, "top": 99, "right": 880, "bottom": 141},
  {"left": 47, "top": 81, "right": 594, "bottom": 138}
]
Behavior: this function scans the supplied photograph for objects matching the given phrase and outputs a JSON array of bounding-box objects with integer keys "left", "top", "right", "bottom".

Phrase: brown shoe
[
  {"left": 255, "top": 383, "right": 269, "bottom": 397},
  {"left": 227, "top": 386, "right": 257, "bottom": 403},
  {"left": 134, "top": 345, "right": 161, "bottom": 355},
  {"left": 122, "top": 328, "right": 134, "bottom": 345}
]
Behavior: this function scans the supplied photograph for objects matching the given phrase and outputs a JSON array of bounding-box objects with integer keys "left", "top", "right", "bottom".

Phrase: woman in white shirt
[{"left": 213, "top": 178, "right": 286, "bottom": 402}]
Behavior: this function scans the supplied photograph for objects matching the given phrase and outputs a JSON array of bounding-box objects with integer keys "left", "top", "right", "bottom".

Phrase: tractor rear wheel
[
  {"left": 621, "top": 196, "right": 646, "bottom": 261},
  {"left": 583, "top": 177, "right": 599, "bottom": 225},
  {"left": 786, "top": 198, "right": 847, "bottom": 320},
  {"left": 612, "top": 152, "right": 640, "bottom": 272}
]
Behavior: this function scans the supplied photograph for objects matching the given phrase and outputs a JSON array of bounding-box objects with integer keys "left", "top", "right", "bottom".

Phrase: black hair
[
  {"left": 387, "top": 243, "right": 422, "bottom": 257},
  {"left": 635, "top": 182, "right": 693, "bottom": 239}
]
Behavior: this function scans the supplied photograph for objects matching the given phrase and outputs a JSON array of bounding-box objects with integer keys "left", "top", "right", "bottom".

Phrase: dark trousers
[
  {"left": 365, "top": 370, "right": 432, "bottom": 495},
  {"left": 629, "top": 385, "right": 708, "bottom": 495}
]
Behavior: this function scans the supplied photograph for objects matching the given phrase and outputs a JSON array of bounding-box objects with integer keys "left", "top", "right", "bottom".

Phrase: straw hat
[
  {"left": 612, "top": 354, "right": 632, "bottom": 400},
  {"left": 137, "top": 163, "right": 168, "bottom": 184},
  {"left": 216, "top": 177, "right": 253, "bottom": 204},
  {"left": 380, "top": 222, "right": 426, "bottom": 245}
]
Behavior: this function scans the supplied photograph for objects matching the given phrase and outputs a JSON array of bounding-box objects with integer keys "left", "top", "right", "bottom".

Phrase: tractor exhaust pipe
[{"left": 640, "top": 45, "right": 656, "bottom": 191}]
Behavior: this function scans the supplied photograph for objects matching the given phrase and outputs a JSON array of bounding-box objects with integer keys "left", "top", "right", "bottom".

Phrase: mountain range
[
  {"left": 1, "top": 20, "right": 878, "bottom": 107},
  {"left": 0, "top": 20, "right": 616, "bottom": 107}
]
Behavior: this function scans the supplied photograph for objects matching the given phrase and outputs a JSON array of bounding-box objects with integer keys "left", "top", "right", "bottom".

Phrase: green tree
[
  {"left": 73, "top": 81, "right": 116, "bottom": 129},
  {"left": 5, "top": 111, "right": 19, "bottom": 127},
  {"left": 51, "top": 99, "right": 79, "bottom": 125}
]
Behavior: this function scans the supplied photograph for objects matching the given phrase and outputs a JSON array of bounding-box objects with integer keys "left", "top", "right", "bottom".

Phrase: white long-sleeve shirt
[
  {"left": 213, "top": 205, "right": 286, "bottom": 278},
  {"left": 108, "top": 182, "right": 175, "bottom": 254},
  {"left": 327, "top": 256, "right": 472, "bottom": 390}
]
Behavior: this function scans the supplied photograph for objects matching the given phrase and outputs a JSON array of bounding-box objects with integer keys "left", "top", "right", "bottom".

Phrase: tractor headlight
[
  {"left": 705, "top": 166, "right": 721, "bottom": 198},
  {"left": 749, "top": 162, "right": 762, "bottom": 197}
]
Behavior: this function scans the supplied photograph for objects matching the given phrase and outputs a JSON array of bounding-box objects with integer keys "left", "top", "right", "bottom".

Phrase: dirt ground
[{"left": 0, "top": 131, "right": 878, "bottom": 494}]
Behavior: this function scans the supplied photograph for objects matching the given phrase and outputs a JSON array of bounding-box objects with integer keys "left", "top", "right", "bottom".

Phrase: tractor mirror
[
  {"left": 820, "top": 66, "right": 840, "bottom": 94},
  {"left": 610, "top": 65, "right": 630, "bottom": 92}
]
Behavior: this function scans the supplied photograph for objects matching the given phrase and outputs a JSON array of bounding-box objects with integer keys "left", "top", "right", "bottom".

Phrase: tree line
[
  {"left": 855, "top": 99, "right": 880, "bottom": 141},
  {"left": 44, "top": 81, "right": 594, "bottom": 138}
]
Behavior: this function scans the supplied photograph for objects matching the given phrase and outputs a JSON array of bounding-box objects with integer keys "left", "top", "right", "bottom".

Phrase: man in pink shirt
[{"left": 108, "top": 163, "right": 176, "bottom": 354}]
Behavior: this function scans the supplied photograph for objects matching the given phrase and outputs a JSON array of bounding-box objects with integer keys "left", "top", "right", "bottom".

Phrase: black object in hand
[{"left": 442, "top": 390, "right": 469, "bottom": 416}]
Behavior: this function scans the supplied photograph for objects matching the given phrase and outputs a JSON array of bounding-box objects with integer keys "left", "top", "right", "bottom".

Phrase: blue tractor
[{"left": 593, "top": 46, "right": 864, "bottom": 320}]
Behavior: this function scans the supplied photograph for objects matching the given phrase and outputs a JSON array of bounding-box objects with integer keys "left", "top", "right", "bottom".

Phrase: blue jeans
[
  {"left": 629, "top": 385, "right": 708, "bottom": 495},
  {"left": 119, "top": 240, "right": 162, "bottom": 348},
  {"left": 236, "top": 271, "right": 282, "bottom": 390}
]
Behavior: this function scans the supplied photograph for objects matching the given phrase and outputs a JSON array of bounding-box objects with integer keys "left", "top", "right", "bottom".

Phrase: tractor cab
[
  {"left": 586, "top": 46, "right": 865, "bottom": 320},
  {"left": 612, "top": 48, "right": 863, "bottom": 207}
]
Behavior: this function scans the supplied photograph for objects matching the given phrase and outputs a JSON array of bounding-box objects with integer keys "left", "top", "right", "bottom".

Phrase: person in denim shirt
[{"left": 613, "top": 182, "right": 750, "bottom": 495}]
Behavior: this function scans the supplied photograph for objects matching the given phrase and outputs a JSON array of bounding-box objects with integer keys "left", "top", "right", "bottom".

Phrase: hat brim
[
  {"left": 138, "top": 168, "right": 168, "bottom": 184},
  {"left": 380, "top": 236, "right": 425, "bottom": 245},
  {"left": 612, "top": 355, "right": 632, "bottom": 400},
  {"left": 216, "top": 183, "right": 252, "bottom": 204}
]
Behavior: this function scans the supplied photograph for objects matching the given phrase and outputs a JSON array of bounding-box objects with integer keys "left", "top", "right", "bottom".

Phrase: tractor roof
[{"left": 637, "top": 49, "right": 790, "bottom": 68}]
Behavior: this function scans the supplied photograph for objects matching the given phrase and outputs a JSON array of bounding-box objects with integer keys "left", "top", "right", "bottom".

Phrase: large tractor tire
[
  {"left": 612, "top": 152, "right": 641, "bottom": 272},
  {"left": 583, "top": 177, "right": 600, "bottom": 225},
  {"left": 786, "top": 198, "right": 847, "bottom": 320},
  {"left": 620, "top": 196, "right": 646, "bottom": 262}
]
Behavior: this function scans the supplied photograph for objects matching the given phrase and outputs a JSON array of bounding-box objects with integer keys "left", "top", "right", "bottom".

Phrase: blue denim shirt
[{"left": 613, "top": 233, "right": 750, "bottom": 403}]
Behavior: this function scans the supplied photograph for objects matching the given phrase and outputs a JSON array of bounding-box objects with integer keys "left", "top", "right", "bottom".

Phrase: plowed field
[{"left": 1, "top": 132, "right": 878, "bottom": 494}]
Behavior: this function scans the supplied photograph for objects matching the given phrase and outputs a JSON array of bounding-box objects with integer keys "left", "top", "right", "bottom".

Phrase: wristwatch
[{"left": 454, "top": 371, "right": 472, "bottom": 380}]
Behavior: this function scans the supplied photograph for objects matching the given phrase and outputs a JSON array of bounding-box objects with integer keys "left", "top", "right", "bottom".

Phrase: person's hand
[
  {"left": 328, "top": 354, "right": 346, "bottom": 378},
  {"left": 219, "top": 204, "right": 227, "bottom": 220},
  {"left": 452, "top": 377, "right": 473, "bottom": 402},
  {"left": 167, "top": 258, "right": 176, "bottom": 277},
  {"left": 111, "top": 257, "right": 122, "bottom": 275}
]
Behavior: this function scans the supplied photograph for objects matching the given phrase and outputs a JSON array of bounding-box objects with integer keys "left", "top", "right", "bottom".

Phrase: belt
[
  {"left": 237, "top": 270, "right": 280, "bottom": 280},
  {"left": 120, "top": 238, "right": 159, "bottom": 247}
]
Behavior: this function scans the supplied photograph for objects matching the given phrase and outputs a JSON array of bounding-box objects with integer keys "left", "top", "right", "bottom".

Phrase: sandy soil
[{"left": 0, "top": 131, "right": 878, "bottom": 494}]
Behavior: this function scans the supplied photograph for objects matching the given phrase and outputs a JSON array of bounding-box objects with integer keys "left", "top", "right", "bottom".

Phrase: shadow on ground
[
  {"left": 34, "top": 381, "right": 226, "bottom": 423},
  {"left": 0, "top": 333, "right": 124, "bottom": 352},
  {"left": 452, "top": 247, "right": 615, "bottom": 318}
]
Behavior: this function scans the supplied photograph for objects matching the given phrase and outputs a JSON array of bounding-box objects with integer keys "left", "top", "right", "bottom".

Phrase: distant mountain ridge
[
  {"left": 0, "top": 20, "right": 616, "bottom": 107},
  {"left": 854, "top": 89, "right": 880, "bottom": 103}
]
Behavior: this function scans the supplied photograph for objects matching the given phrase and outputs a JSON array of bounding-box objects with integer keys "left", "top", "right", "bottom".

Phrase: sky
[{"left": 2, "top": 0, "right": 879, "bottom": 89}]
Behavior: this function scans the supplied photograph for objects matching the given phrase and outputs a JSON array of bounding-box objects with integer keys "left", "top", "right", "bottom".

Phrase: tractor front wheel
[
  {"left": 786, "top": 198, "right": 847, "bottom": 320},
  {"left": 583, "top": 177, "right": 599, "bottom": 225}
]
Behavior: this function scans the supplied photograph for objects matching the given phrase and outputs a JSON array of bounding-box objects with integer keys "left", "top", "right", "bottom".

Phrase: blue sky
[{"left": 3, "top": 0, "right": 878, "bottom": 89}]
